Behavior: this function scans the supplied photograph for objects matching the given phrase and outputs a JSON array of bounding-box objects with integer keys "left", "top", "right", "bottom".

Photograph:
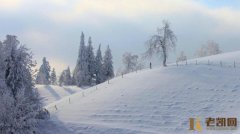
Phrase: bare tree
[
  {"left": 206, "top": 40, "right": 221, "bottom": 55},
  {"left": 177, "top": 51, "right": 187, "bottom": 62},
  {"left": 144, "top": 20, "right": 177, "bottom": 67},
  {"left": 195, "top": 40, "right": 221, "bottom": 57},
  {"left": 122, "top": 52, "right": 139, "bottom": 73}
]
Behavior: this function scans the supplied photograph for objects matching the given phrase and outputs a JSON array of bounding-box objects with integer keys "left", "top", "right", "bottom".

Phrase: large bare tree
[{"left": 144, "top": 20, "right": 177, "bottom": 67}]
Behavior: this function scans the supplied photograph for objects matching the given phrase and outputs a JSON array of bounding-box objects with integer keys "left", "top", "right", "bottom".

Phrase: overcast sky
[{"left": 0, "top": 0, "right": 240, "bottom": 75}]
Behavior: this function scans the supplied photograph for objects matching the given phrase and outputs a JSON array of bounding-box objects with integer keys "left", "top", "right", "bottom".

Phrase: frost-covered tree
[
  {"left": 136, "top": 59, "right": 145, "bottom": 71},
  {"left": 122, "top": 52, "right": 139, "bottom": 73},
  {"left": 0, "top": 41, "right": 4, "bottom": 73},
  {"left": 59, "top": 67, "right": 73, "bottom": 86},
  {"left": 176, "top": 51, "right": 187, "bottom": 62},
  {"left": 59, "top": 71, "right": 64, "bottom": 86},
  {"left": 0, "top": 35, "right": 46, "bottom": 133},
  {"left": 122, "top": 52, "right": 145, "bottom": 74},
  {"left": 0, "top": 40, "right": 2, "bottom": 48},
  {"left": 36, "top": 57, "right": 51, "bottom": 85},
  {"left": 144, "top": 20, "right": 177, "bottom": 67},
  {"left": 0, "top": 40, "right": 5, "bottom": 94},
  {"left": 102, "top": 45, "right": 114, "bottom": 81},
  {"left": 95, "top": 44, "right": 104, "bottom": 84},
  {"left": 50, "top": 68, "right": 57, "bottom": 85},
  {"left": 86, "top": 37, "right": 95, "bottom": 85},
  {"left": 4, "top": 35, "right": 36, "bottom": 99},
  {"left": 73, "top": 32, "right": 89, "bottom": 86},
  {"left": 195, "top": 40, "right": 221, "bottom": 57},
  {"left": 207, "top": 41, "right": 221, "bottom": 55},
  {"left": 64, "top": 67, "right": 72, "bottom": 85}
]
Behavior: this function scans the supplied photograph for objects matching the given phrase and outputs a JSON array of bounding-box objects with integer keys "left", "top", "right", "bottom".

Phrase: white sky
[{"left": 1, "top": 0, "right": 240, "bottom": 75}]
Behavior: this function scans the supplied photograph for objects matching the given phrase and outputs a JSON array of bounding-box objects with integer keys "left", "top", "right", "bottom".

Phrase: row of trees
[
  {"left": 121, "top": 40, "right": 221, "bottom": 74},
  {"left": 73, "top": 32, "right": 114, "bottom": 87},
  {"left": 176, "top": 41, "right": 222, "bottom": 62},
  {"left": 36, "top": 22, "right": 221, "bottom": 85},
  {"left": 0, "top": 35, "right": 46, "bottom": 133},
  {"left": 195, "top": 40, "right": 221, "bottom": 58},
  {"left": 36, "top": 32, "right": 115, "bottom": 87},
  {"left": 36, "top": 57, "right": 58, "bottom": 85}
]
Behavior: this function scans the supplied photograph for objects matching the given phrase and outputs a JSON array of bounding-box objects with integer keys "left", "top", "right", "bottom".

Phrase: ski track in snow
[{"left": 38, "top": 51, "right": 240, "bottom": 134}]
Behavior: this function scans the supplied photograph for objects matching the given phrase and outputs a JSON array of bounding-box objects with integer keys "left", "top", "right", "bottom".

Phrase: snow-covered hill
[
  {"left": 39, "top": 51, "right": 240, "bottom": 134},
  {"left": 180, "top": 51, "right": 240, "bottom": 67},
  {"left": 36, "top": 85, "right": 82, "bottom": 106}
]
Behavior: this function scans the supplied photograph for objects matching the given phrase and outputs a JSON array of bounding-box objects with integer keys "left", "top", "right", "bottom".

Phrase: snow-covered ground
[
  {"left": 38, "top": 51, "right": 240, "bottom": 134},
  {"left": 36, "top": 85, "right": 82, "bottom": 106}
]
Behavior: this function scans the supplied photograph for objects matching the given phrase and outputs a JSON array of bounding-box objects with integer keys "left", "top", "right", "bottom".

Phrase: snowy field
[
  {"left": 38, "top": 51, "right": 240, "bottom": 134},
  {"left": 36, "top": 85, "right": 82, "bottom": 106}
]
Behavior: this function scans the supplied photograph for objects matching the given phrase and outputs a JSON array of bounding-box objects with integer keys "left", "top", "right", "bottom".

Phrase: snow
[
  {"left": 36, "top": 85, "right": 82, "bottom": 106},
  {"left": 39, "top": 51, "right": 240, "bottom": 134},
  {"left": 185, "top": 51, "right": 240, "bottom": 67}
]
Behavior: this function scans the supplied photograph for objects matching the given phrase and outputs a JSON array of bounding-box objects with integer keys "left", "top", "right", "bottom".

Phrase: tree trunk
[
  {"left": 162, "top": 24, "right": 167, "bottom": 67},
  {"left": 162, "top": 45, "right": 167, "bottom": 67}
]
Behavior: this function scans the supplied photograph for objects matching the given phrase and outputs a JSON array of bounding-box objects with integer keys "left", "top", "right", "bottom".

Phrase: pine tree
[
  {"left": 59, "top": 67, "right": 73, "bottom": 86},
  {"left": 65, "top": 67, "right": 72, "bottom": 85},
  {"left": 0, "top": 35, "right": 45, "bottom": 133},
  {"left": 102, "top": 45, "right": 114, "bottom": 81},
  {"left": 86, "top": 37, "right": 95, "bottom": 85},
  {"left": 36, "top": 57, "right": 51, "bottom": 85},
  {"left": 59, "top": 70, "right": 65, "bottom": 86},
  {"left": 73, "top": 32, "right": 88, "bottom": 86},
  {"left": 95, "top": 44, "right": 104, "bottom": 84},
  {"left": 50, "top": 68, "right": 57, "bottom": 85},
  {"left": 0, "top": 41, "right": 4, "bottom": 79}
]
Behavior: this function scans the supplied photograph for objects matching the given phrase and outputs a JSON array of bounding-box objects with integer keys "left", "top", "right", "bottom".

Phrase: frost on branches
[
  {"left": 59, "top": 67, "right": 73, "bottom": 86},
  {"left": 73, "top": 32, "right": 89, "bottom": 87},
  {"left": 36, "top": 57, "right": 51, "bottom": 85},
  {"left": 0, "top": 35, "right": 47, "bottom": 134},
  {"left": 144, "top": 20, "right": 177, "bottom": 67},
  {"left": 122, "top": 52, "right": 144, "bottom": 74},
  {"left": 195, "top": 40, "right": 222, "bottom": 57},
  {"left": 73, "top": 32, "right": 114, "bottom": 87},
  {"left": 176, "top": 51, "right": 187, "bottom": 62}
]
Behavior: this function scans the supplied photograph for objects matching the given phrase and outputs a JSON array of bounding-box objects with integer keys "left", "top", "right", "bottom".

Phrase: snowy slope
[
  {"left": 180, "top": 51, "right": 240, "bottom": 67},
  {"left": 36, "top": 85, "right": 82, "bottom": 106},
  {"left": 40, "top": 51, "right": 240, "bottom": 134}
]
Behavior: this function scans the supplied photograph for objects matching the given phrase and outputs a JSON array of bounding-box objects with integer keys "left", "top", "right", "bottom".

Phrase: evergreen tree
[
  {"left": 95, "top": 44, "right": 104, "bottom": 84},
  {"left": 36, "top": 57, "right": 51, "bottom": 85},
  {"left": 73, "top": 32, "right": 88, "bottom": 86},
  {"left": 4, "top": 35, "right": 36, "bottom": 99},
  {"left": 86, "top": 37, "right": 95, "bottom": 85},
  {"left": 50, "top": 68, "right": 57, "bottom": 85},
  {"left": 59, "top": 70, "right": 65, "bottom": 86},
  {"left": 65, "top": 67, "right": 72, "bottom": 85},
  {"left": 0, "top": 41, "right": 4, "bottom": 78},
  {"left": 59, "top": 67, "right": 73, "bottom": 86},
  {"left": 0, "top": 35, "right": 46, "bottom": 133},
  {"left": 102, "top": 45, "right": 114, "bottom": 81}
]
